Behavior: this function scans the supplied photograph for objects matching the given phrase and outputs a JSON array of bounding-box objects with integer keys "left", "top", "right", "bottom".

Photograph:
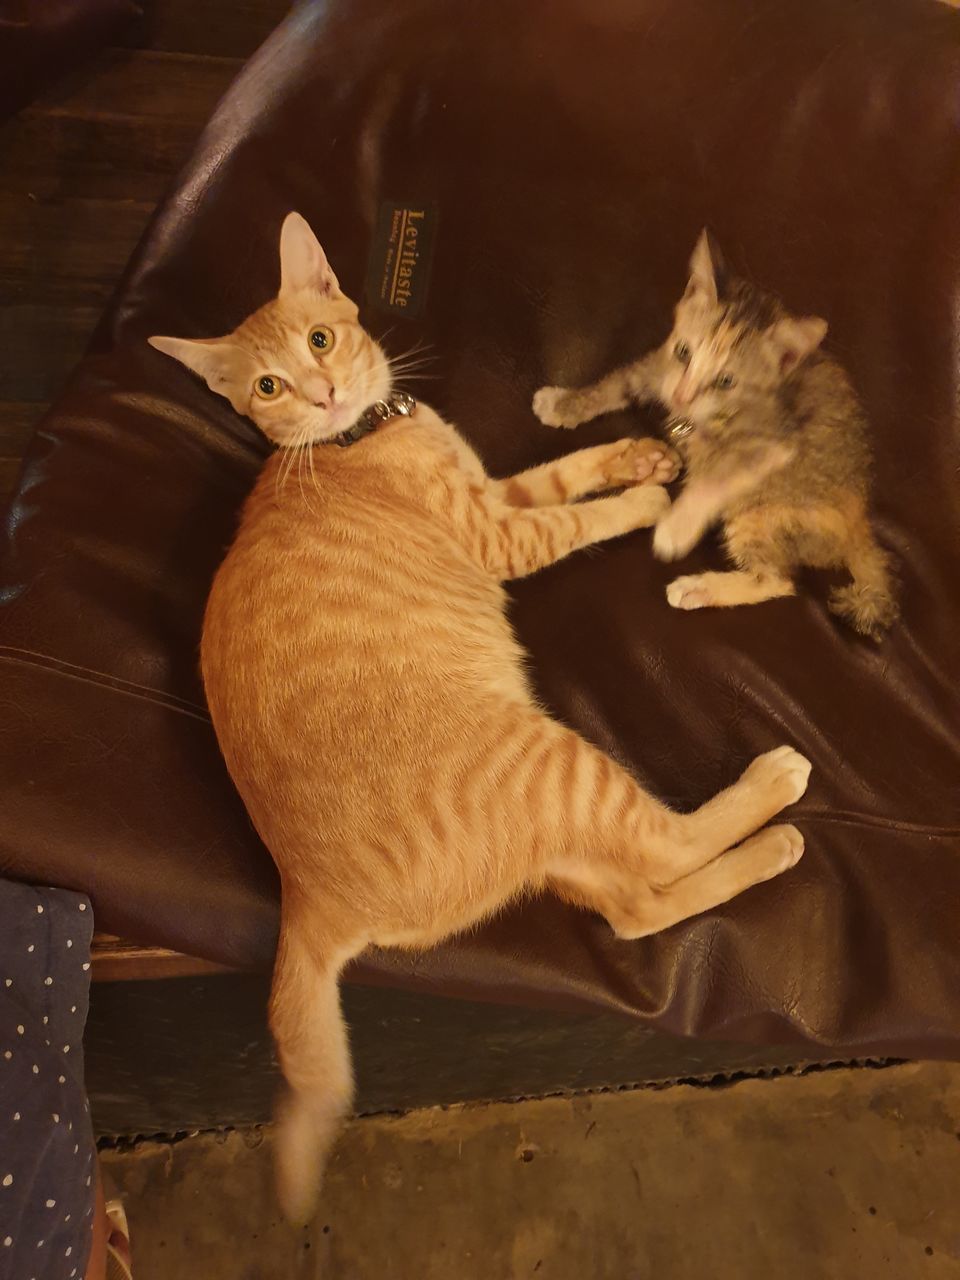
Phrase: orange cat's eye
[
  {"left": 254, "top": 375, "right": 284, "bottom": 400},
  {"left": 309, "top": 325, "right": 335, "bottom": 354}
]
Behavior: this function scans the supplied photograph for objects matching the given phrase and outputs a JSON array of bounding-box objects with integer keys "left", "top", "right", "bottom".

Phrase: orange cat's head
[{"left": 150, "top": 213, "right": 389, "bottom": 447}]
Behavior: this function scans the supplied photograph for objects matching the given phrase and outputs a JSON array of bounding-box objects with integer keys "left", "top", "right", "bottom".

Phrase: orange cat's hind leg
[{"left": 550, "top": 824, "right": 804, "bottom": 939}]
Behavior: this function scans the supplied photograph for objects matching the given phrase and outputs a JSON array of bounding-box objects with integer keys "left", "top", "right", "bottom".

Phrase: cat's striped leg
[
  {"left": 498, "top": 713, "right": 810, "bottom": 887},
  {"left": 478, "top": 485, "right": 670, "bottom": 579},
  {"left": 495, "top": 439, "right": 679, "bottom": 508}
]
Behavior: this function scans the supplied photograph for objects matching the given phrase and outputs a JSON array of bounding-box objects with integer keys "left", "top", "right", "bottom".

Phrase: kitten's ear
[
  {"left": 148, "top": 335, "right": 251, "bottom": 414},
  {"left": 766, "top": 316, "right": 828, "bottom": 374},
  {"left": 684, "top": 228, "right": 723, "bottom": 305},
  {"left": 279, "top": 212, "right": 341, "bottom": 297}
]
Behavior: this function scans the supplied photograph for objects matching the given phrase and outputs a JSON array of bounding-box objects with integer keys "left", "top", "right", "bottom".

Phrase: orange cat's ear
[
  {"left": 684, "top": 228, "right": 723, "bottom": 305},
  {"left": 279, "top": 212, "right": 342, "bottom": 298},
  {"left": 148, "top": 335, "right": 251, "bottom": 414}
]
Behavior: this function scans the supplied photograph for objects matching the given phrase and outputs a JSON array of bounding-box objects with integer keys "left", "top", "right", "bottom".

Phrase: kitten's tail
[
  {"left": 269, "top": 923, "right": 355, "bottom": 1225},
  {"left": 829, "top": 529, "right": 898, "bottom": 640}
]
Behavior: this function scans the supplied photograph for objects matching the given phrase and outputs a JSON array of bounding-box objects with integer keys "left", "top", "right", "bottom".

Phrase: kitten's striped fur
[{"left": 151, "top": 215, "right": 811, "bottom": 1222}]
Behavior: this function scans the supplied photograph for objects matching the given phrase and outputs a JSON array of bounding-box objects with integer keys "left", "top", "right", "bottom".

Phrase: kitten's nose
[{"left": 673, "top": 378, "right": 695, "bottom": 408}]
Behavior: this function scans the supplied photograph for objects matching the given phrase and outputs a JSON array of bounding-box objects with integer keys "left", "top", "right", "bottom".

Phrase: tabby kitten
[
  {"left": 150, "top": 214, "right": 812, "bottom": 1223},
  {"left": 534, "top": 231, "right": 897, "bottom": 638}
]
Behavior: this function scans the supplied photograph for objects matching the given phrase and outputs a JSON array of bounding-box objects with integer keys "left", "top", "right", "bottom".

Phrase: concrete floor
[{"left": 102, "top": 1061, "right": 960, "bottom": 1279}]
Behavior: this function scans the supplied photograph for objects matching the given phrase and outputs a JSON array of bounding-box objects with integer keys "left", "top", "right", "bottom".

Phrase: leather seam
[{"left": 0, "top": 646, "right": 211, "bottom": 723}]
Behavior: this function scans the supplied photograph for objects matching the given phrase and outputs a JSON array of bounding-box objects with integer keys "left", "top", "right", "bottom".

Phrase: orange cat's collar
[{"left": 330, "top": 392, "right": 417, "bottom": 448}]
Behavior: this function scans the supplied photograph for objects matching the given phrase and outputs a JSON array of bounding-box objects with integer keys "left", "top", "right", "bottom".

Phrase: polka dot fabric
[{"left": 0, "top": 881, "right": 95, "bottom": 1280}]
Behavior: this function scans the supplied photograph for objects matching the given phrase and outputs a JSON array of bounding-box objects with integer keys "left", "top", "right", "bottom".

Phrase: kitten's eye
[
  {"left": 254, "top": 375, "right": 284, "bottom": 400},
  {"left": 309, "top": 325, "right": 335, "bottom": 353},
  {"left": 674, "top": 341, "right": 691, "bottom": 364},
  {"left": 714, "top": 372, "right": 736, "bottom": 390}
]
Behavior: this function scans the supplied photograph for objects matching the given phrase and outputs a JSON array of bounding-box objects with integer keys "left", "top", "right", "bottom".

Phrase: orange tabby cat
[{"left": 150, "top": 213, "right": 812, "bottom": 1223}]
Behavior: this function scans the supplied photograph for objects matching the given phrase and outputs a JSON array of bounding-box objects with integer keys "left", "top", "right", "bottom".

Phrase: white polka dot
[
  {"left": 16, "top": 1025, "right": 24, "bottom": 1036},
  {"left": 3, "top": 1236, "right": 11, "bottom": 1246},
  {"left": 44, "top": 977, "right": 53, "bottom": 986},
  {"left": 51, "top": 1113, "right": 59, "bottom": 1123},
  {"left": 3, "top": 1051, "right": 10, "bottom": 1061},
  {"left": 27, "top": 944, "right": 34, "bottom": 953},
  {"left": 63, "top": 1214, "right": 70, "bottom": 1223},
  {"left": 63, "top": 1045, "right": 70, "bottom": 1054},
  {"left": 37, "top": 904, "right": 44, "bottom": 914},
  {"left": 45, "top": 1199, "right": 55, "bottom": 1208},
  {"left": 2, "top": 1174, "right": 13, "bottom": 1186},
  {"left": 3, "top": 978, "right": 11, "bottom": 987},
  {"left": 81, "top": 963, "right": 90, "bottom": 972},
  {"left": 73, "top": 1145, "right": 78, "bottom": 1155},
  {"left": 71, "top": 1271, "right": 77, "bottom": 1278},
  {"left": 69, "top": 1006, "right": 76, "bottom": 1014},
  {"left": 66, "top": 940, "right": 73, "bottom": 949},
  {"left": 85, "top": 1176, "right": 90, "bottom": 1187},
  {"left": 78, "top": 903, "right": 86, "bottom": 911},
  {"left": 58, "top": 1076, "right": 66, "bottom": 1085},
  {"left": 36, "top": 1239, "right": 44, "bottom": 1247},
  {"left": 31, "top": 1064, "right": 39, "bottom": 1074},
  {"left": 42, "top": 1016, "right": 48, "bottom": 1026},
  {"left": 12, "top": 1112, "right": 20, "bottom": 1122},
  {"left": 65, "top": 1246, "right": 72, "bottom": 1257}
]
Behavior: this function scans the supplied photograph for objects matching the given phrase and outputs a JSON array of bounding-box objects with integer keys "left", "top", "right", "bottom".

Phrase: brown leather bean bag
[
  {"left": 2, "top": 0, "right": 958, "bottom": 1060},
  {"left": 0, "top": 0, "right": 139, "bottom": 120}
]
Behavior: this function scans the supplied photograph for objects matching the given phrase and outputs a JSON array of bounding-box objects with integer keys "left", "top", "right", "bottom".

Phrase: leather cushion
[{"left": 1, "top": 0, "right": 958, "bottom": 1056}]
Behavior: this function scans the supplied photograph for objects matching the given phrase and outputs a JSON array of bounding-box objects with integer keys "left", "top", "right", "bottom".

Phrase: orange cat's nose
[{"left": 303, "top": 376, "right": 335, "bottom": 409}]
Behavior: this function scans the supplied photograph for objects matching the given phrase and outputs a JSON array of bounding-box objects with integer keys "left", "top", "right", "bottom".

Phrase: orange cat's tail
[
  {"left": 269, "top": 925, "right": 354, "bottom": 1224},
  {"left": 829, "top": 527, "right": 898, "bottom": 640}
]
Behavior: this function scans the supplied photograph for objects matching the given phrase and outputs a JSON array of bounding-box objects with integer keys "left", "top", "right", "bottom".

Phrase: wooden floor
[{"left": 0, "top": 0, "right": 292, "bottom": 501}]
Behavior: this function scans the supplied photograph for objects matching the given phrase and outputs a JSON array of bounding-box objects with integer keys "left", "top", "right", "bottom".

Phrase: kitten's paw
[
  {"left": 665, "top": 574, "right": 714, "bottom": 610},
  {"left": 533, "top": 385, "right": 582, "bottom": 429},
  {"left": 622, "top": 484, "right": 671, "bottom": 527},
  {"left": 652, "top": 509, "right": 701, "bottom": 561},
  {"left": 741, "top": 745, "right": 812, "bottom": 807}
]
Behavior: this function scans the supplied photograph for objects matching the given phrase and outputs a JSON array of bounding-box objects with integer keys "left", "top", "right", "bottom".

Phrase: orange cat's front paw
[{"left": 622, "top": 484, "right": 671, "bottom": 527}]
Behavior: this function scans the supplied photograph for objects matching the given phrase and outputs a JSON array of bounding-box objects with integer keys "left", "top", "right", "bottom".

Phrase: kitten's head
[
  {"left": 149, "top": 213, "right": 389, "bottom": 447},
  {"left": 660, "top": 230, "right": 827, "bottom": 424}
]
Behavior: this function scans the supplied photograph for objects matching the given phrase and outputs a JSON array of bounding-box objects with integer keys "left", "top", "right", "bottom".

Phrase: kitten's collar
[
  {"left": 666, "top": 408, "right": 735, "bottom": 447},
  {"left": 666, "top": 417, "right": 695, "bottom": 444},
  {"left": 330, "top": 392, "right": 417, "bottom": 448}
]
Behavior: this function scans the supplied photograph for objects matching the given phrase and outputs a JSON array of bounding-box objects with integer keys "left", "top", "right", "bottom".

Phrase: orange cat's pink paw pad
[
  {"left": 666, "top": 575, "right": 714, "bottom": 609},
  {"left": 623, "top": 439, "right": 681, "bottom": 485}
]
